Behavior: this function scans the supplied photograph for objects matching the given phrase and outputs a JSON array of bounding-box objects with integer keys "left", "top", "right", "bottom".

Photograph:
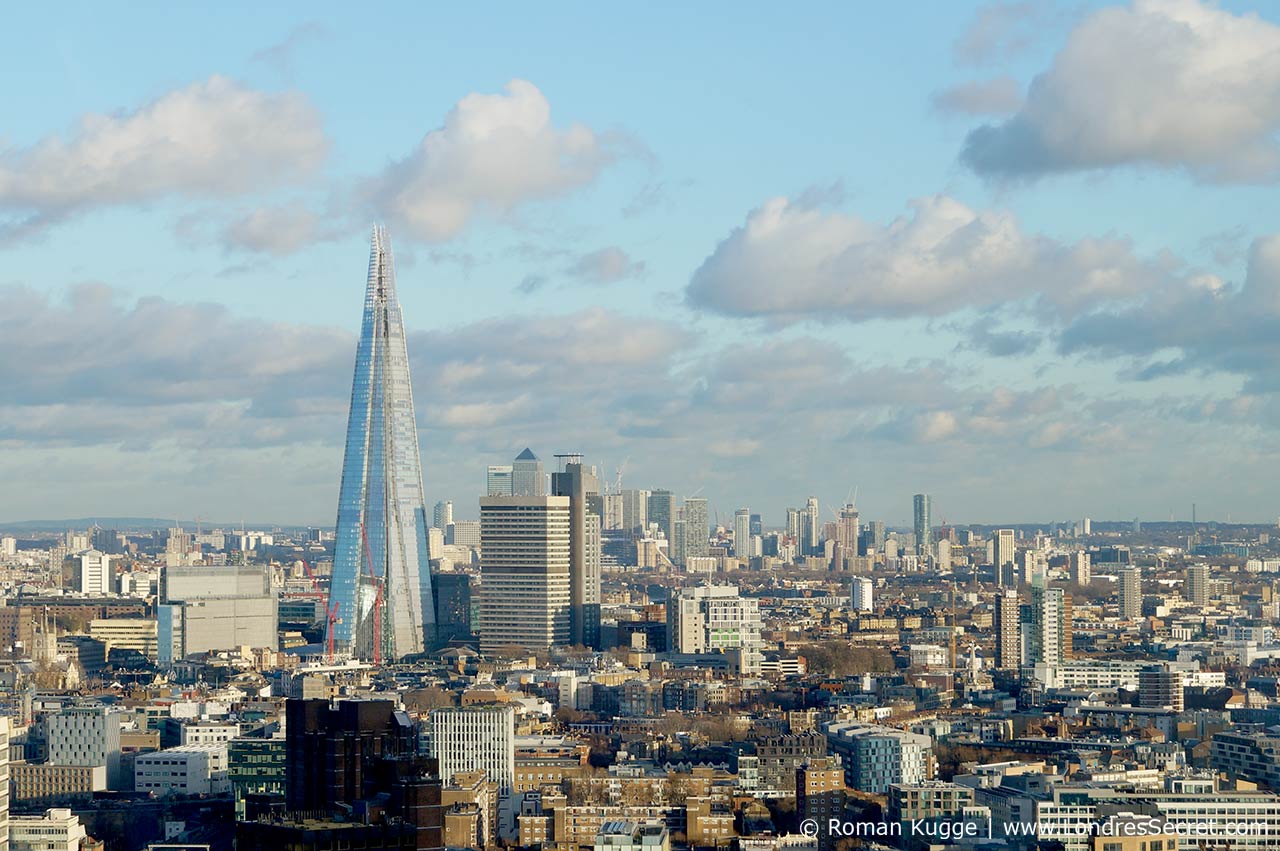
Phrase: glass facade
[{"left": 327, "top": 227, "right": 432, "bottom": 660}]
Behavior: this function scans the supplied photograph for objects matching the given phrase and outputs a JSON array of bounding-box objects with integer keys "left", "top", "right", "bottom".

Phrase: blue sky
[{"left": 2, "top": 1, "right": 1279, "bottom": 528}]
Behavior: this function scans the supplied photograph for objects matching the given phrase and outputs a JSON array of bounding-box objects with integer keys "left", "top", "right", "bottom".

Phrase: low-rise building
[{"left": 134, "top": 744, "right": 229, "bottom": 795}]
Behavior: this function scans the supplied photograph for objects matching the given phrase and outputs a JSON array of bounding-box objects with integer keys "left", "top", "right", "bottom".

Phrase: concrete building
[
  {"left": 134, "top": 744, "right": 229, "bottom": 795},
  {"left": 511, "top": 448, "right": 546, "bottom": 497},
  {"left": 1118, "top": 566, "right": 1142, "bottom": 620},
  {"left": 992, "top": 529, "right": 1016, "bottom": 579},
  {"left": 429, "top": 706, "right": 515, "bottom": 795},
  {"left": 9, "top": 764, "right": 105, "bottom": 804},
  {"left": 87, "top": 619, "right": 157, "bottom": 663},
  {"left": 46, "top": 706, "right": 121, "bottom": 790},
  {"left": 228, "top": 737, "right": 286, "bottom": 818},
  {"left": 733, "top": 510, "right": 751, "bottom": 559},
  {"left": 1187, "top": 564, "right": 1210, "bottom": 607},
  {"left": 994, "top": 589, "right": 1021, "bottom": 670},
  {"left": 9, "top": 809, "right": 86, "bottom": 851},
  {"left": 1139, "top": 664, "right": 1185, "bottom": 712},
  {"left": 666, "top": 585, "right": 762, "bottom": 674},
  {"left": 551, "top": 457, "right": 603, "bottom": 649},
  {"left": 77, "top": 551, "right": 112, "bottom": 596},
  {"left": 158, "top": 565, "right": 277, "bottom": 665},
  {"left": 850, "top": 577, "right": 873, "bottom": 612},
  {"left": 487, "top": 465, "right": 514, "bottom": 497},
  {"left": 478, "top": 496, "right": 571, "bottom": 653}
]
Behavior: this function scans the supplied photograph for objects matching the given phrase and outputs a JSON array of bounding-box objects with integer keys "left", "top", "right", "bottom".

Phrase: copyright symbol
[{"left": 800, "top": 820, "right": 819, "bottom": 837}]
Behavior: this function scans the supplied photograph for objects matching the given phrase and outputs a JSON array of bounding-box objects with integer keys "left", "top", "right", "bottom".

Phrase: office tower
[
  {"left": 851, "top": 577, "right": 874, "bottom": 612},
  {"left": 511, "top": 448, "right": 545, "bottom": 497},
  {"left": 1082, "top": 516, "right": 1092, "bottom": 536},
  {"left": 1070, "top": 552, "right": 1091, "bottom": 587},
  {"left": 432, "top": 573, "right": 472, "bottom": 645},
  {"left": 1139, "top": 664, "right": 1185, "bottom": 712},
  {"left": 733, "top": 509, "right": 752, "bottom": 558},
  {"left": 802, "top": 497, "right": 820, "bottom": 555},
  {"left": 601, "top": 493, "right": 624, "bottom": 531},
  {"left": 833, "top": 504, "right": 860, "bottom": 552},
  {"left": 682, "top": 498, "right": 710, "bottom": 565},
  {"left": 429, "top": 706, "right": 515, "bottom": 793},
  {"left": 328, "top": 227, "right": 432, "bottom": 661},
  {"left": 478, "top": 496, "right": 571, "bottom": 652},
  {"left": 77, "top": 551, "right": 112, "bottom": 595},
  {"left": 749, "top": 513, "right": 763, "bottom": 537},
  {"left": 666, "top": 585, "right": 762, "bottom": 674},
  {"left": 913, "top": 494, "right": 932, "bottom": 558},
  {"left": 1027, "top": 584, "right": 1071, "bottom": 666},
  {"left": 1187, "top": 564, "right": 1209, "bottom": 607},
  {"left": 551, "top": 456, "right": 602, "bottom": 648},
  {"left": 992, "top": 529, "right": 1016, "bottom": 580},
  {"left": 1119, "top": 566, "right": 1142, "bottom": 619},
  {"left": 621, "top": 489, "right": 649, "bottom": 536},
  {"left": 994, "top": 589, "right": 1021, "bottom": 670},
  {"left": 487, "top": 465, "right": 514, "bottom": 497},
  {"left": 433, "top": 501, "right": 454, "bottom": 530},
  {"left": 446, "top": 520, "right": 480, "bottom": 548},
  {"left": 648, "top": 490, "right": 675, "bottom": 545}
]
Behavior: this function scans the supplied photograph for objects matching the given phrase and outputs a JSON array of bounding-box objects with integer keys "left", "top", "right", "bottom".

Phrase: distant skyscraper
[
  {"left": 804, "top": 497, "right": 821, "bottom": 555},
  {"left": 551, "top": 456, "right": 602, "bottom": 648},
  {"left": 994, "top": 589, "right": 1021, "bottom": 670},
  {"left": 749, "top": 513, "right": 763, "bottom": 537},
  {"left": 328, "top": 228, "right": 432, "bottom": 660},
  {"left": 432, "top": 501, "right": 453, "bottom": 530},
  {"left": 478, "top": 495, "right": 571, "bottom": 652},
  {"left": 1082, "top": 516, "right": 1092, "bottom": 536},
  {"left": 621, "top": 489, "right": 649, "bottom": 536},
  {"left": 487, "top": 465, "right": 514, "bottom": 497},
  {"left": 913, "top": 494, "right": 932, "bottom": 558},
  {"left": 733, "top": 509, "right": 752, "bottom": 559},
  {"left": 1070, "top": 552, "right": 1091, "bottom": 587},
  {"left": 835, "top": 504, "right": 860, "bottom": 553},
  {"left": 992, "top": 529, "right": 1016, "bottom": 581},
  {"left": 648, "top": 490, "right": 675, "bottom": 544},
  {"left": 1119, "top": 566, "right": 1142, "bottom": 619},
  {"left": 682, "top": 498, "right": 710, "bottom": 564},
  {"left": 1186, "top": 564, "right": 1209, "bottom": 607},
  {"left": 511, "top": 448, "right": 545, "bottom": 497}
]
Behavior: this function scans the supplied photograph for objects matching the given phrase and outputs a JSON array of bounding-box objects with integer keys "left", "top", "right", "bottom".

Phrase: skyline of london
[{"left": 2, "top": 1, "right": 1279, "bottom": 526}]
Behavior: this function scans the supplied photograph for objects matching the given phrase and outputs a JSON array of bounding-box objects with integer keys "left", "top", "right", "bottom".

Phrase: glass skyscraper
[{"left": 327, "top": 227, "right": 432, "bottom": 660}]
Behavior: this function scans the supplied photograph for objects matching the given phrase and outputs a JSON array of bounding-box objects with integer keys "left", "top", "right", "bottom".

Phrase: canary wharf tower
[{"left": 327, "top": 226, "right": 432, "bottom": 661}]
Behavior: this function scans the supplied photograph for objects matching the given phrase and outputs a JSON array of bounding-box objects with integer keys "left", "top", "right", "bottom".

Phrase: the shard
[{"left": 327, "top": 226, "right": 432, "bottom": 661}]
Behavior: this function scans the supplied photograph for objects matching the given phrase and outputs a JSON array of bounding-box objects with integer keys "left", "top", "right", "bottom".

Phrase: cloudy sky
[{"left": 2, "top": 1, "right": 1279, "bottom": 528}]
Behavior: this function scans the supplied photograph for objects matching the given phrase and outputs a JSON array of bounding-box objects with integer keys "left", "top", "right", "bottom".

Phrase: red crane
[{"left": 359, "top": 522, "right": 385, "bottom": 666}]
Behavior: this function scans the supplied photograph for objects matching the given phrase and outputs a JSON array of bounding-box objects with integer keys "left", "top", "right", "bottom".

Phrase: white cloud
[
  {"left": 566, "top": 246, "right": 646, "bottom": 284},
  {"left": 221, "top": 202, "right": 336, "bottom": 255},
  {"left": 932, "top": 77, "right": 1022, "bottom": 115},
  {"left": 962, "top": 0, "right": 1280, "bottom": 182},
  {"left": 369, "top": 79, "right": 621, "bottom": 241},
  {"left": 687, "top": 193, "right": 1175, "bottom": 322},
  {"left": 955, "top": 1, "right": 1050, "bottom": 65},
  {"left": 0, "top": 76, "right": 328, "bottom": 232}
]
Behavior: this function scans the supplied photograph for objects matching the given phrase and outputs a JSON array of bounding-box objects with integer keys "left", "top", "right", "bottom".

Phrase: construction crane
[
  {"left": 360, "top": 522, "right": 384, "bottom": 665},
  {"left": 614, "top": 457, "right": 630, "bottom": 495}
]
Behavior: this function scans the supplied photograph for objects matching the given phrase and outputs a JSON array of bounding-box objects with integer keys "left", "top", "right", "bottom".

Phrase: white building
[
  {"left": 179, "top": 723, "right": 237, "bottom": 746},
  {"left": 429, "top": 705, "right": 515, "bottom": 795},
  {"left": 0, "top": 537, "right": 15, "bottom": 558},
  {"left": 157, "top": 565, "right": 277, "bottom": 666},
  {"left": 9, "top": 809, "right": 85, "bottom": 851},
  {"left": 45, "top": 706, "right": 121, "bottom": 790},
  {"left": 77, "top": 551, "right": 112, "bottom": 596},
  {"left": 134, "top": 743, "right": 229, "bottom": 795},
  {"left": 850, "top": 577, "right": 873, "bottom": 612},
  {"left": 666, "top": 585, "right": 763, "bottom": 674}
]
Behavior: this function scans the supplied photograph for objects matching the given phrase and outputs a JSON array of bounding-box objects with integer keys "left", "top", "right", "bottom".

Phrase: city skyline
[{"left": 2, "top": 2, "right": 1280, "bottom": 525}]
